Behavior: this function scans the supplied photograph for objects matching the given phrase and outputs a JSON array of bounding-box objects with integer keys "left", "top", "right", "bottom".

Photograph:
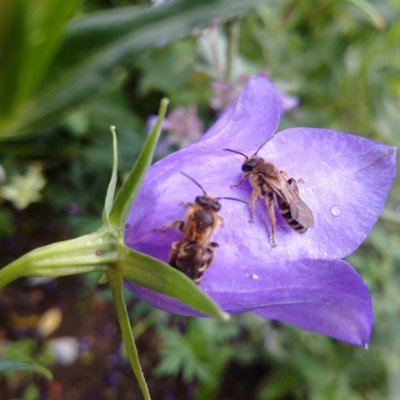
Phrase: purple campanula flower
[
  {"left": 210, "top": 72, "right": 299, "bottom": 113},
  {"left": 125, "top": 76, "right": 396, "bottom": 346},
  {"left": 148, "top": 106, "right": 204, "bottom": 153}
]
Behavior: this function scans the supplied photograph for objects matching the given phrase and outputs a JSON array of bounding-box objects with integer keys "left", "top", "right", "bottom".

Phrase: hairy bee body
[
  {"left": 180, "top": 199, "right": 222, "bottom": 246},
  {"left": 227, "top": 153, "right": 314, "bottom": 246},
  {"left": 169, "top": 240, "right": 217, "bottom": 284},
  {"left": 157, "top": 174, "right": 224, "bottom": 284}
]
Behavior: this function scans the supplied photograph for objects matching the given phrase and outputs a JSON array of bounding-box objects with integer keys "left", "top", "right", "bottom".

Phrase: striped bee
[
  {"left": 157, "top": 172, "right": 246, "bottom": 283},
  {"left": 224, "top": 142, "right": 314, "bottom": 247}
]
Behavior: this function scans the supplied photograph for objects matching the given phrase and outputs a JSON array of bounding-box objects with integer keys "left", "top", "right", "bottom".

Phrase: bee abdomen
[
  {"left": 169, "top": 241, "right": 214, "bottom": 284},
  {"left": 278, "top": 202, "right": 307, "bottom": 233}
]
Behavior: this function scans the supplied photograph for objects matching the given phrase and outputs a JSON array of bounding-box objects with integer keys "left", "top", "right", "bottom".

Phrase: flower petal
[
  {"left": 126, "top": 258, "right": 372, "bottom": 346},
  {"left": 247, "top": 128, "right": 396, "bottom": 258},
  {"left": 197, "top": 76, "right": 281, "bottom": 152},
  {"left": 125, "top": 128, "right": 395, "bottom": 263}
]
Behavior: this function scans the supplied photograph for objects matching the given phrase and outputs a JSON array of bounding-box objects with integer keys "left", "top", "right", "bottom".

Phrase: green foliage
[
  {"left": 0, "top": 339, "right": 54, "bottom": 380},
  {"left": 0, "top": 0, "right": 82, "bottom": 137},
  {"left": 1, "top": 0, "right": 399, "bottom": 399},
  {"left": 0, "top": 0, "right": 266, "bottom": 139},
  {"left": 156, "top": 318, "right": 241, "bottom": 396}
]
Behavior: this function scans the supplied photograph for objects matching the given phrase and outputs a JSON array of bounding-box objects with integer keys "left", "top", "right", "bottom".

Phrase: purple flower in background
[
  {"left": 125, "top": 77, "right": 396, "bottom": 346},
  {"left": 148, "top": 106, "right": 204, "bottom": 153},
  {"left": 210, "top": 72, "right": 298, "bottom": 113}
]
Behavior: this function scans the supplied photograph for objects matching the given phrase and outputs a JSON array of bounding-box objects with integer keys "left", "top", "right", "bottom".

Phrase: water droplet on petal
[
  {"left": 330, "top": 205, "right": 342, "bottom": 217},
  {"left": 125, "top": 223, "right": 130, "bottom": 228},
  {"left": 251, "top": 273, "right": 259, "bottom": 280}
]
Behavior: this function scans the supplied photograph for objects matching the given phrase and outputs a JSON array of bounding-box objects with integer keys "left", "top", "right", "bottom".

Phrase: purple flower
[
  {"left": 210, "top": 72, "right": 299, "bottom": 113},
  {"left": 125, "top": 77, "right": 396, "bottom": 346},
  {"left": 148, "top": 106, "right": 204, "bottom": 153}
]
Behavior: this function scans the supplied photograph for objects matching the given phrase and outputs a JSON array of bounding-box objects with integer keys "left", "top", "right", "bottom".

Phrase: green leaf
[
  {"left": 109, "top": 98, "right": 168, "bottom": 234},
  {"left": 0, "top": 359, "right": 53, "bottom": 380},
  {"left": 344, "top": 0, "right": 385, "bottom": 30},
  {"left": 9, "top": 0, "right": 267, "bottom": 137},
  {"left": 120, "top": 246, "right": 229, "bottom": 321},
  {"left": 0, "top": 0, "right": 81, "bottom": 131}
]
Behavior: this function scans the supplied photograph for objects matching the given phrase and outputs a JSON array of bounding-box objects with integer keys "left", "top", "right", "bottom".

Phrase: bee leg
[
  {"left": 265, "top": 193, "right": 277, "bottom": 247},
  {"left": 168, "top": 241, "right": 180, "bottom": 266},
  {"left": 280, "top": 170, "right": 299, "bottom": 194},
  {"left": 230, "top": 172, "right": 250, "bottom": 189},
  {"left": 180, "top": 201, "right": 195, "bottom": 208},
  {"left": 280, "top": 170, "right": 290, "bottom": 181},
  {"left": 288, "top": 178, "right": 300, "bottom": 195},
  {"left": 249, "top": 188, "right": 258, "bottom": 223},
  {"left": 154, "top": 220, "right": 184, "bottom": 232},
  {"left": 209, "top": 242, "right": 219, "bottom": 248}
]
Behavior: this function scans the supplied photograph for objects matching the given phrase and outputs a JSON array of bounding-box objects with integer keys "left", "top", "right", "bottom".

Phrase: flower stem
[
  {"left": 107, "top": 271, "right": 151, "bottom": 400},
  {"left": 225, "top": 17, "right": 239, "bottom": 82}
]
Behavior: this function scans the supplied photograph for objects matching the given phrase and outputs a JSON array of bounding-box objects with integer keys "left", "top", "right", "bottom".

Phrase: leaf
[
  {"left": 0, "top": 0, "right": 81, "bottom": 130},
  {"left": 344, "top": 0, "right": 385, "bottom": 30},
  {"left": 120, "top": 246, "right": 229, "bottom": 321},
  {"left": 10, "top": 0, "right": 267, "bottom": 137},
  {"left": 0, "top": 359, "right": 53, "bottom": 380}
]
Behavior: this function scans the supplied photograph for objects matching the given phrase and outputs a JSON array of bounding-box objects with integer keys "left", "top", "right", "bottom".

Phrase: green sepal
[
  {"left": 119, "top": 246, "right": 229, "bottom": 322},
  {"left": 0, "top": 228, "right": 117, "bottom": 288},
  {"left": 109, "top": 98, "right": 169, "bottom": 234},
  {"left": 103, "top": 125, "right": 119, "bottom": 221},
  {"left": 0, "top": 359, "right": 53, "bottom": 380}
]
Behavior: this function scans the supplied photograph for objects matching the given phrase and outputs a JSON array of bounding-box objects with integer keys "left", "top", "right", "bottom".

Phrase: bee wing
[
  {"left": 289, "top": 199, "right": 314, "bottom": 227},
  {"left": 279, "top": 178, "right": 315, "bottom": 228}
]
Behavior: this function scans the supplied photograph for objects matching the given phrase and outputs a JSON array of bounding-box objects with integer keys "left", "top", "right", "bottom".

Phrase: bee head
[
  {"left": 242, "top": 157, "right": 263, "bottom": 172},
  {"left": 195, "top": 195, "right": 221, "bottom": 211}
]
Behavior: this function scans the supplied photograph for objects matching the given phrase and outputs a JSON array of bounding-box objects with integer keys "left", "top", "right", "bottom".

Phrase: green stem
[
  {"left": 225, "top": 18, "right": 239, "bottom": 82},
  {"left": 0, "top": 228, "right": 117, "bottom": 288},
  {"left": 107, "top": 271, "right": 151, "bottom": 400}
]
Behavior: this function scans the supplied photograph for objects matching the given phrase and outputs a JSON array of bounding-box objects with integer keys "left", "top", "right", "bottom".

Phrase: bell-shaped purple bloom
[{"left": 125, "top": 77, "right": 396, "bottom": 346}]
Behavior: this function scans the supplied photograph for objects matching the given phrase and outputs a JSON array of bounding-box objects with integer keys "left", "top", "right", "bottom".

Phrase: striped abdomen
[{"left": 276, "top": 197, "right": 307, "bottom": 233}]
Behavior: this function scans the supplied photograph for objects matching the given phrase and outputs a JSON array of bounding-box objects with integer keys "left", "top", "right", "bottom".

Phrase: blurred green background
[{"left": 0, "top": 0, "right": 399, "bottom": 399}]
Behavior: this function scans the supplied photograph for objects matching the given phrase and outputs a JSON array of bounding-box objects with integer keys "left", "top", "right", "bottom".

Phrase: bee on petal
[
  {"left": 224, "top": 140, "right": 314, "bottom": 247},
  {"left": 157, "top": 172, "right": 246, "bottom": 283}
]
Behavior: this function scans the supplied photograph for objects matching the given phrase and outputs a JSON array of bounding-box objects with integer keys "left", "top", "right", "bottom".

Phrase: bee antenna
[
  {"left": 253, "top": 136, "right": 272, "bottom": 156},
  {"left": 216, "top": 197, "right": 249, "bottom": 205},
  {"left": 180, "top": 171, "right": 207, "bottom": 195},
  {"left": 223, "top": 148, "right": 249, "bottom": 159}
]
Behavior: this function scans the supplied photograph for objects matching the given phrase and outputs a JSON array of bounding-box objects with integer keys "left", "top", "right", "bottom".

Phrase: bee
[
  {"left": 157, "top": 172, "right": 247, "bottom": 283},
  {"left": 224, "top": 140, "right": 314, "bottom": 247},
  {"left": 159, "top": 172, "right": 224, "bottom": 247},
  {"left": 169, "top": 240, "right": 217, "bottom": 284}
]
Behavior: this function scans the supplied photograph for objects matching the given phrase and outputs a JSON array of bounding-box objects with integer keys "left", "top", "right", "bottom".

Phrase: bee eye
[
  {"left": 211, "top": 201, "right": 221, "bottom": 211},
  {"left": 195, "top": 196, "right": 208, "bottom": 206},
  {"left": 242, "top": 162, "right": 253, "bottom": 172}
]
